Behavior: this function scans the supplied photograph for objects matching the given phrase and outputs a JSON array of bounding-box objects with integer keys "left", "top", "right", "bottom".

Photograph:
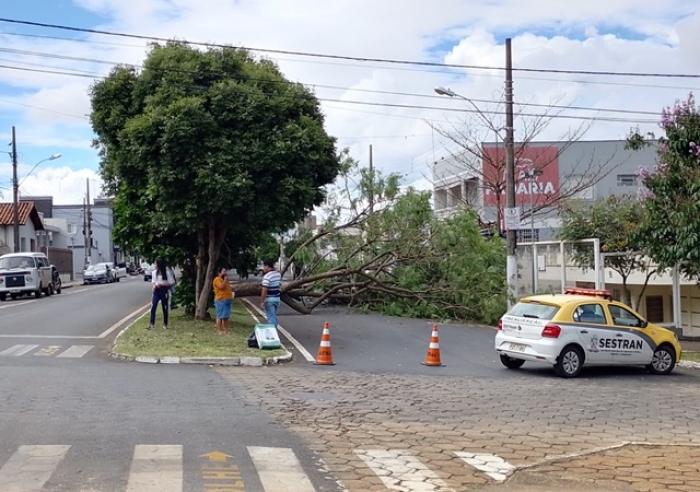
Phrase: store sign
[{"left": 482, "top": 146, "right": 560, "bottom": 207}]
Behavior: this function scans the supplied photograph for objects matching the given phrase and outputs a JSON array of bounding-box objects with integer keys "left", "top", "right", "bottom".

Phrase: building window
[
  {"left": 518, "top": 229, "right": 540, "bottom": 243},
  {"left": 646, "top": 296, "right": 664, "bottom": 323},
  {"left": 562, "top": 175, "right": 596, "bottom": 200},
  {"left": 434, "top": 189, "right": 448, "bottom": 210},
  {"left": 67, "top": 223, "right": 74, "bottom": 234},
  {"left": 617, "top": 174, "right": 637, "bottom": 187}
]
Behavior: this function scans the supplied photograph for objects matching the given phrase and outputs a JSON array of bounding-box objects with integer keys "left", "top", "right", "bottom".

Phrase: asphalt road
[
  {"left": 0, "top": 278, "right": 343, "bottom": 491},
  {"left": 273, "top": 303, "right": 700, "bottom": 381}
]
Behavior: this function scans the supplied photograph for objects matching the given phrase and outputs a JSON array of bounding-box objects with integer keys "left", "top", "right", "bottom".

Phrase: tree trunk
[
  {"left": 195, "top": 220, "right": 227, "bottom": 320},
  {"left": 621, "top": 277, "right": 633, "bottom": 308},
  {"left": 194, "top": 228, "right": 207, "bottom": 317}
]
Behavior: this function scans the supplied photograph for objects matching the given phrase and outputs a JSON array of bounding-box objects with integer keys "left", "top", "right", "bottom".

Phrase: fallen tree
[{"left": 233, "top": 160, "right": 507, "bottom": 324}]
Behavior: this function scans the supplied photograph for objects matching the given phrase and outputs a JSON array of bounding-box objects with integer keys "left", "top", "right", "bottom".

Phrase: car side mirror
[{"left": 640, "top": 320, "right": 648, "bottom": 328}]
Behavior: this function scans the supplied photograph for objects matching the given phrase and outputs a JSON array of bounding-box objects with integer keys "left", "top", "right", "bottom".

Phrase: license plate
[{"left": 508, "top": 343, "right": 526, "bottom": 352}]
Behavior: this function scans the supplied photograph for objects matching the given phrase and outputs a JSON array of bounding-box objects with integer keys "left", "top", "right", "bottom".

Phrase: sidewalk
[{"left": 680, "top": 340, "right": 700, "bottom": 352}]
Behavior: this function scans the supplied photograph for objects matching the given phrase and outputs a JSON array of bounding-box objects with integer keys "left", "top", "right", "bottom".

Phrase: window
[
  {"left": 645, "top": 296, "right": 664, "bottom": 323},
  {"left": 518, "top": 229, "right": 539, "bottom": 243},
  {"left": 67, "top": 223, "right": 74, "bottom": 234},
  {"left": 617, "top": 174, "right": 637, "bottom": 187},
  {"left": 608, "top": 305, "right": 644, "bottom": 328},
  {"left": 562, "top": 174, "right": 596, "bottom": 200},
  {"left": 508, "top": 302, "right": 560, "bottom": 320},
  {"left": 573, "top": 304, "right": 607, "bottom": 324}
]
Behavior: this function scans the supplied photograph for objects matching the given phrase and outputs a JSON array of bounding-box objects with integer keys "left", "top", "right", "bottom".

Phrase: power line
[
  {"left": 0, "top": 61, "right": 662, "bottom": 124},
  {"left": 0, "top": 46, "right": 669, "bottom": 118},
  {"left": 4, "top": 28, "right": 700, "bottom": 93},
  {"left": 0, "top": 17, "right": 699, "bottom": 79}
]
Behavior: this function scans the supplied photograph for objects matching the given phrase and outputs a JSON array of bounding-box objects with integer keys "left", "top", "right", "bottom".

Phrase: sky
[{"left": 0, "top": 0, "right": 698, "bottom": 205}]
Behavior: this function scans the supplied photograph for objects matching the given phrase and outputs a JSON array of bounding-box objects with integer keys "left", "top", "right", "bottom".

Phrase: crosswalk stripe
[
  {"left": 126, "top": 445, "right": 183, "bottom": 492},
  {"left": 56, "top": 345, "right": 94, "bottom": 358},
  {"left": 355, "top": 449, "right": 450, "bottom": 492},
  {"left": 0, "top": 445, "right": 70, "bottom": 492},
  {"left": 455, "top": 452, "right": 514, "bottom": 481},
  {"left": 0, "top": 344, "right": 39, "bottom": 356},
  {"left": 248, "top": 446, "right": 317, "bottom": 492}
]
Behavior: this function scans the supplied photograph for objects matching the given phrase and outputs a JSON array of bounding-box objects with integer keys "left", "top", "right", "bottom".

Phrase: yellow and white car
[{"left": 495, "top": 287, "right": 682, "bottom": 378}]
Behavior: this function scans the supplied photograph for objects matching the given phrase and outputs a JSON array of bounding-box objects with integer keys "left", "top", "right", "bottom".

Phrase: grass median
[
  {"left": 113, "top": 299, "right": 288, "bottom": 359},
  {"left": 682, "top": 351, "right": 700, "bottom": 363}
]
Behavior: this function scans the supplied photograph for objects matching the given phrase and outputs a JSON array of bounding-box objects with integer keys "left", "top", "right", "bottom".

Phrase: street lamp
[{"left": 12, "top": 153, "right": 62, "bottom": 252}]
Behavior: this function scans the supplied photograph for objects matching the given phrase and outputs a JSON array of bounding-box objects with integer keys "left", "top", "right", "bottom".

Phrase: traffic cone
[
  {"left": 314, "top": 321, "right": 336, "bottom": 365},
  {"left": 421, "top": 324, "right": 445, "bottom": 366}
]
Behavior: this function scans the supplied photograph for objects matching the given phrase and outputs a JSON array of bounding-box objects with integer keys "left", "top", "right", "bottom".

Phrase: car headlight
[{"left": 25, "top": 275, "right": 33, "bottom": 283}]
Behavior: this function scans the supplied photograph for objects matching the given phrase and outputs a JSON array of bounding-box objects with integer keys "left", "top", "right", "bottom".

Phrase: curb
[
  {"left": 107, "top": 306, "right": 293, "bottom": 367},
  {"left": 678, "top": 360, "right": 700, "bottom": 370}
]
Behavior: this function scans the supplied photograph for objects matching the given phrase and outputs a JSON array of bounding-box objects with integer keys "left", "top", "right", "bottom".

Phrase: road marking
[
  {"left": 247, "top": 446, "right": 316, "bottom": 492},
  {"left": 98, "top": 303, "right": 151, "bottom": 339},
  {"left": 0, "top": 300, "right": 36, "bottom": 310},
  {"left": 455, "top": 452, "right": 515, "bottom": 482},
  {"left": 34, "top": 345, "right": 62, "bottom": 356},
  {"left": 200, "top": 451, "right": 244, "bottom": 491},
  {"left": 126, "top": 445, "right": 183, "bottom": 492},
  {"left": 56, "top": 345, "right": 94, "bottom": 358},
  {"left": 242, "top": 299, "right": 316, "bottom": 362},
  {"left": 356, "top": 449, "right": 450, "bottom": 492},
  {"left": 0, "top": 335, "right": 99, "bottom": 339},
  {"left": 0, "top": 344, "right": 40, "bottom": 356},
  {"left": 0, "top": 445, "right": 70, "bottom": 492}
]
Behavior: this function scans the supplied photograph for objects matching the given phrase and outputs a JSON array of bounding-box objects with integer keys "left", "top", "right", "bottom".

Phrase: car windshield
[
  {"left": 508, "top": 301, "right": 560, "bottom": 320},
  {"left": 0, "top": 257, "right": 36, "bottom": 269},
  {"left": 86, "top": 265, "right": 104, "bottom": 272}
]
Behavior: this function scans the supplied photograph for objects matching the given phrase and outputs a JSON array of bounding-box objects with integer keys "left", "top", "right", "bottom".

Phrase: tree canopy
[
  {"left": 628, "top": 93, "right": 700, "bottom": 279},
  {"left": 90, "top": 42, "right": 341, "bottom": 317}
]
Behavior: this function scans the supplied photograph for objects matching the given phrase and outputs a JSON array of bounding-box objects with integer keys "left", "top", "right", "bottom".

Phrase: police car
[{"left": 495, "top": 287, "right": 682, "bottom": 378}]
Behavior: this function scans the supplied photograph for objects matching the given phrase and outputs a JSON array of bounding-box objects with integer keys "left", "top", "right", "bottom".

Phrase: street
[
  {"left": 0, "top": 278, "right": 343, "bottom": 492},
  {"left": 1, "top": 280, "right": 700, "bottom": 491}
]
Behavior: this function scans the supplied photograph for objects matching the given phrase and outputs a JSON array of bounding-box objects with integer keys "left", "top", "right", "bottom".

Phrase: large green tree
[
  {"left": 627, "top": 93, "right": 700, "bottom": 279},
  {"left": 558, "top": 194, "right": 652, "bottom": 308},
  {"left": 90, "top": 42, "right": 341, "bottom": 318}
]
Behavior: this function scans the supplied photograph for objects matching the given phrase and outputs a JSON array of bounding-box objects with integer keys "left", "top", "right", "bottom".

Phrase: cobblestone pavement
[{"left": 219, "top": 366, "right": 700, "bottom": 491}]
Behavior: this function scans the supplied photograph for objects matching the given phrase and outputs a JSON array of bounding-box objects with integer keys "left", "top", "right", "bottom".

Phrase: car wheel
[
  {"left": 647, "top": 345, "right": 676, "bottom": 375},
  {"left": 554, "top": 345, "right": 584, "bottom": 378},
  {"left": 35, "top": 285, "right": 42, "bottom": 298},
  {"left": 55, "top": 281, "right": 62, "bottom": 294},
  {"left": 46, "top": 284, "right": 54, "bottom": 296},
  {"left": 500, "top": 354, "right": 525, "bottom": 369}
]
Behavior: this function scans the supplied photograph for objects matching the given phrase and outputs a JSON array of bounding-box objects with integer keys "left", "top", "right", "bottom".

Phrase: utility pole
[
  {"left": 86, "top": 178, "right": 92, "bottom": 265},
  {"left": 11, "top": 126, "right": 19, "bottom": 252},
  {"left": 368, "top": 144, "right": 374, "bottom": 214},
  {"left": 504, "top": 38, "right": 517, "bottom": 307},
  {"left": 83, "top": 196, "right": 88, "bottom": 268}
]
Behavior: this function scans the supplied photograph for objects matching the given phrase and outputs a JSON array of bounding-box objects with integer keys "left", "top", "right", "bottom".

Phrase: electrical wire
[
  {"left": 0, "top": 17, "right": 698, "bottom": 79},
  {"left": 0, "top": 45, "right": 669, "bottom": 117},
  {"left": 0, "top": 59, "right": 665, "bottom": 124}
]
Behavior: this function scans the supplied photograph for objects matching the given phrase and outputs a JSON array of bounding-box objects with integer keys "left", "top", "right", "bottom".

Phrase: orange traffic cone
[
  {"left": 421, "top": 325, "right": 445, "bottom": 366},
  {"left": 314, "top": 322, "right": 336, "bottom": 365}
]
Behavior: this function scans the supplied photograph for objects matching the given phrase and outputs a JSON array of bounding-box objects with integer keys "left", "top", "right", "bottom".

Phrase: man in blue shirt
[{"left": 260, "top": 259, "right": 282, "bottom": 328}]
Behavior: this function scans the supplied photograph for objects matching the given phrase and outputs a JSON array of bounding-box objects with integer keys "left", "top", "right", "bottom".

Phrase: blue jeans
[
  {"left": 264, "top": 298, "right": 280, "bottom": 328},
  {"left": 150, "top": 288, "right": 169, "bottom": 326}
]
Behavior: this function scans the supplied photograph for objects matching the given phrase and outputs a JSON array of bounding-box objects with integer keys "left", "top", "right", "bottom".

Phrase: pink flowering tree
[{"left": 627, "top": 93, "right": 700, "bottom": 277}]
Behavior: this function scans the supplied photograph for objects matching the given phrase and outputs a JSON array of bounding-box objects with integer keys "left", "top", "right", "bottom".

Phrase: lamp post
[
  {"left": 11, "top": 145, "right": 62, "bottom": 252},
  {"left": 434, "top": 38, "right": 518, "bottom": 304}
]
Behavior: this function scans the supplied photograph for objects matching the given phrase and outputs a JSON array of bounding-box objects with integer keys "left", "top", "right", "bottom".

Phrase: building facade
[
  {"left": 0, "top": 202, "right": 45, "bottom": 255},
  {"left": 432, "top": 139, "right": 658, "bottom": 241}
]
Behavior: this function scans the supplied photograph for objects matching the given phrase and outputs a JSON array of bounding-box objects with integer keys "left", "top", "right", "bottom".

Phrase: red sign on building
[{"left": 482, "top": 145, "right": 560, "bottom": 207}]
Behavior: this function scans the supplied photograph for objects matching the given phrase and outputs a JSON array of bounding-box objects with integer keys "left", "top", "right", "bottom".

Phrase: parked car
[
  {"left": 144, "top": 267, "right": 153, "bottom": 282},
  {"left": 0, "top": 252, "right": 56, "bottom": 300},
  {"left": 495, "top": 287, "right": 682, "bottom": 378},
  {"left": 83, "top": 263, "right": 114, "bottom": 284},
  {"left": 112, "top": 262, "right": 128, "bottom": 281}
]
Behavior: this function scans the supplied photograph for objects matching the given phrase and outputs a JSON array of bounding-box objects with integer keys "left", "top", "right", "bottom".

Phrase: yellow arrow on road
[{"left": 200, "top": 451, "right": 233, "bottom": 462}]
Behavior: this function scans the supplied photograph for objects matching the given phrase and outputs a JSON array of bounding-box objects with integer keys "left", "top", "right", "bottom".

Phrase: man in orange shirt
[{"left": 213, "top": 267, "right": 234, "bottom": 335}]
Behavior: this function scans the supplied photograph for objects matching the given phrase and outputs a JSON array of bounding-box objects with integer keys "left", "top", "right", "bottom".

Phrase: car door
[
  {"left": 604, "top": 304, "right": 654, "bottom": 364},
  {"left": 571, "top": 302, "right": 612, "bottom": 364},
  {"left": 37, "top": 257, "right": 51, "bottom": 286}
]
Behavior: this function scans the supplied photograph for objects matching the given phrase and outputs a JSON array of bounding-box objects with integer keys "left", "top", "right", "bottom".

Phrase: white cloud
[
  {"left": 0, "top": 0, "right": 698, "bottom": 205},
  {"left": 17, "top": 166, "right": 102, "bottom": 205}
]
